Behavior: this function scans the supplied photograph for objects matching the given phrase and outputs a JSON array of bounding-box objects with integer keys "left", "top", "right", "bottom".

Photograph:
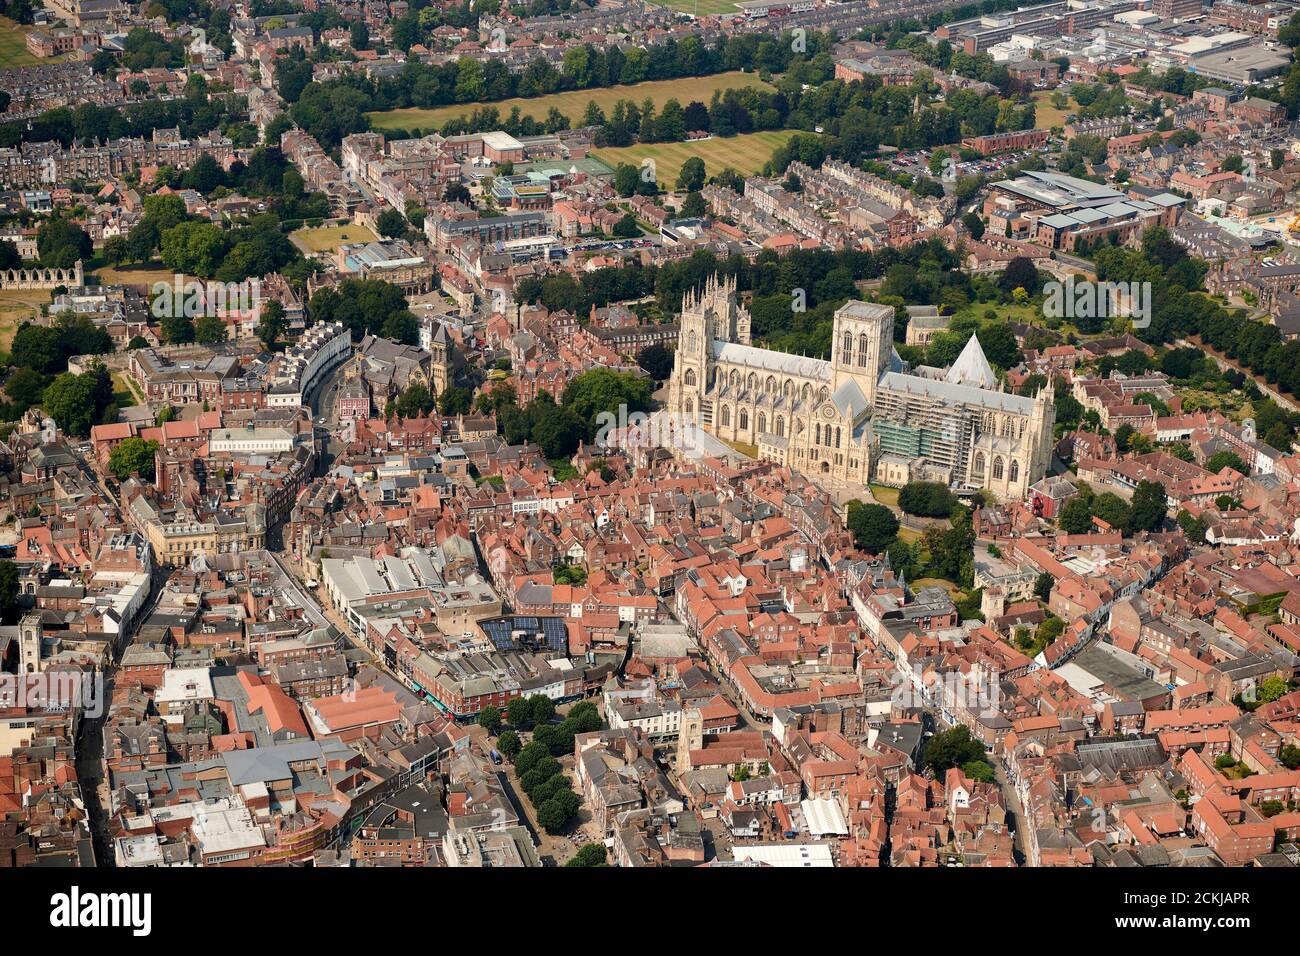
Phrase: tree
[
  {"left": 614, "top": 163, "right": 639, "bottom": 197},
  {"left": 922, "top": 725, "right": 986, "bottom": 776},
  {"left": 183, "top": 152, "right": 226, "bottom": 194},
  {"left": 1059, "top": 496, "right": 1094, "bottom": 534},
  {"left": 395, "top": 383, "right": 436, "bottom": 418},
  {"left": 514, "top": 741, "right": 549, "bottom": 777},
  {"left": 376, "top": 208, "right": 407, "bottom": 239},
  {"left": 998, "top": 257, "right": 1040, "bottom": 296},
  {"left": 159, "top": 220, "right": 228, "bottom": 276},
  {"left": 309, "top": 277, "right": 410, "bottom": 342},
  {"left": 562, "top": 368, "right": 651, "bottom": 440},
  {"left": 349, "top": 20, "right": 370, "bottom": 51},
  {"left": 1281, "top": 745, "right": 1300, "bottom": 770},
  {"left": 0, "top": 560, "right": 20, "bottom": 625},
  {"left": 567, "top": 701, "right": 603, "bottom": 733},
  {"left": 975, "top": 322, "right": 1020, "bottom": 370},
  {"left": 846, "top": 500, "right": 900, "bottom": 554},
  {"left": 10, "top": 324, "right": 65, "bottom": 375},
  {"left": 497, "top": 729, "right": 521, "bottom": 759},
  {"left": 1205, "top": 450, "right": 1247, "bottom": 475},
  {"left": 276, "top": 58, "right": 314, "bottom": 104},
  {"left": 537, "top": 793, "right": 578, "bottom": 833},
  {"left": 1255, "top": 675, "right": 1287, "bottom": 704},
  {"left": 506, "top": 698, "right": 533, "bottom": 730},
  {"left": 612, "top": 213, "right": 640, "bottom": 238},
  {"left": 257, "top": 299, "right": 286, "bottom": 350},
  {"left": 108, "top": 437, "right": 159, "bottom": 481},
  {"left": 898, "top": 481, "right": 956, "bottom": 518},
  {"left": 636, "top": 343, "right": 673, "bottom": 381},
  {"left": 55, "top": 314, "right": 112, "bottom": 359},
  {"left": 438, "top": 385, "right": 472, "bottom": 416},
  {"left": 961, "top": 211, "right": 985, "bottom": 239},
  {"left": 529, "top": 695, "right": 555, "bottom": 726},
  {"left": 681, "top": 191, "right": 707, "bottom": 218},
  {"left": 194, "top": 315, "right": 227, "bottom": 344},
  {"left": 381, "top": 310, "right": 419, "bottom": 346},
  {"left": 160, "top": 313, "right": 195, "bottom": 345},
  {"left": 1092, "top": 492, "right": 1132, "bottom": 534},
  {"left": 36, "top": 219, "right": 92, "bottom": 267},
  {"left": 477, "top": 705, "right": 502, "bottom": 734},
  {"left": 676, "top": 156, "right": 706, "bottom": 192},
  {"left": 1038, "top": 615, "right": 1065, "bottom": 646},
  {"left": 41, "top": 371, "right": 100, "bottom": 438},
  {"left": 565, "top": 844, "right": 607, "bottom": 867},
  {"left": 553, "top": 562, "right": 587, "bottom": 585},
  {"left": 1033, "top": 571, "right": 1054, "bottom": 602},
  {"left": 1129, "top": 480, "right": 1167, "bottom": 533},
  {"left": 962, "top": 759, "right": 996, "bottom": 783},
  {"left": 5, "top": 367, "right": 48, "bottom": 409},
  {"left": 1177, "top": 509, "right": 1208, "bottom": 544},
  {"left": 521, "top": 756, "right": 562, "bottom": 792}
]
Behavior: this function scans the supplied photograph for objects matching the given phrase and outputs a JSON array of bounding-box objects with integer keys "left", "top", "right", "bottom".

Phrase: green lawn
[
  {"left": 0, "top": 17, "right": 47, "bottom": 67},
  {"left": 913, "top": 577, "right": 962, "bottom": 596},
  {"left": 869, "top": 484, "right": 900, "bottom": 507},
  {"left": 92, "top": 265, "right": 192, "bottom": 290},
  {"left": 368, "top": 71, "right": 772, "bottom": 132},
  {"left": 0, "top": 288, "right": 51, "bottom": 354},
  {"left": 721, "top": 437, "right": 758, "bottom": 458},
  {"left": 111, "top": 372, "right": 142, "bottom": 408},
  {"left": 1032, "top": 91, "right": 1072, "bottom": 131},
  {"left": 594, "top": 129, "right": 798, "bottom": 191}
]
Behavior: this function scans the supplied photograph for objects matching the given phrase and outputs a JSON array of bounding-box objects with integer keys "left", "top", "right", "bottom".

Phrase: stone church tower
[
  {"left": 667, "top": 274, "right": 750, "bottom": 425},
  {"left": 19, "top": 612, "right": 42, "bottom": 674},
  {"left": 831, "top": 301, "right": 895, "bottom": 408},
  {"left": 675, "top": 707, "right": 705, "bottom": 774},
  {"left": 427, "top": 322, "right": 452, "bottom": 396}
]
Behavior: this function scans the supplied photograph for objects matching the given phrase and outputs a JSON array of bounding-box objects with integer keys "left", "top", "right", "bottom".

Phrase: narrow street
[
  {"left": 994, "top": 762, "right": 1028, "bottom": 866},
  {"left": 73, "top": 563, "right": 170, "bottom": 867}
]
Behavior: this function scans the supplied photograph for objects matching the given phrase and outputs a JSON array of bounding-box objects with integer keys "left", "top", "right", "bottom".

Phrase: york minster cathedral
[{"left": 666, "top": 275, "right": 1055, "bottom": 500}]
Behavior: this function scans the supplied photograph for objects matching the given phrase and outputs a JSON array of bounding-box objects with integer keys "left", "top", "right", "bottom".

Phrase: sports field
[
  {"left": 291, "top": 223, "right": 378, "bottom": 252},
  {"left": 0, "top": 17, "right": 49, "bottom": 67},
  {"left": 367, "top": 71, "right": 771, "bottom": 132},
  {"left": 653, "top": 0, "right": 743, "bottom": 12},
  {"left": 593, "top": 129, "right": 798, "bottom": 190}
]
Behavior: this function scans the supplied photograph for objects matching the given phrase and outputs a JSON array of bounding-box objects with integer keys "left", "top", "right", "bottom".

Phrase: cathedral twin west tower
[{"left": 667, "top": 276, "right": 1055, "bottom": 499}]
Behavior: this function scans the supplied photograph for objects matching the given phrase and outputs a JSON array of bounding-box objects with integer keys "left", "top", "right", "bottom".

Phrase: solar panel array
[{"left": 481, "top": 615, "right": 568, "bottom": 654}]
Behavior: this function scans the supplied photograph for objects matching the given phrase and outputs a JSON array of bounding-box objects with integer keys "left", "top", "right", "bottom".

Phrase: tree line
[
  {"left": 0, "top": 83, "right": 247, "bottom": 151},
  {"left": 1090, "top": 228, "right": 1300, "bottom": 436}
]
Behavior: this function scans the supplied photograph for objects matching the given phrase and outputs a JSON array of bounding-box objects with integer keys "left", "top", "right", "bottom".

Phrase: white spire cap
[{"left": 945, "top": 333, "right": 998, "bottom": 390}]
